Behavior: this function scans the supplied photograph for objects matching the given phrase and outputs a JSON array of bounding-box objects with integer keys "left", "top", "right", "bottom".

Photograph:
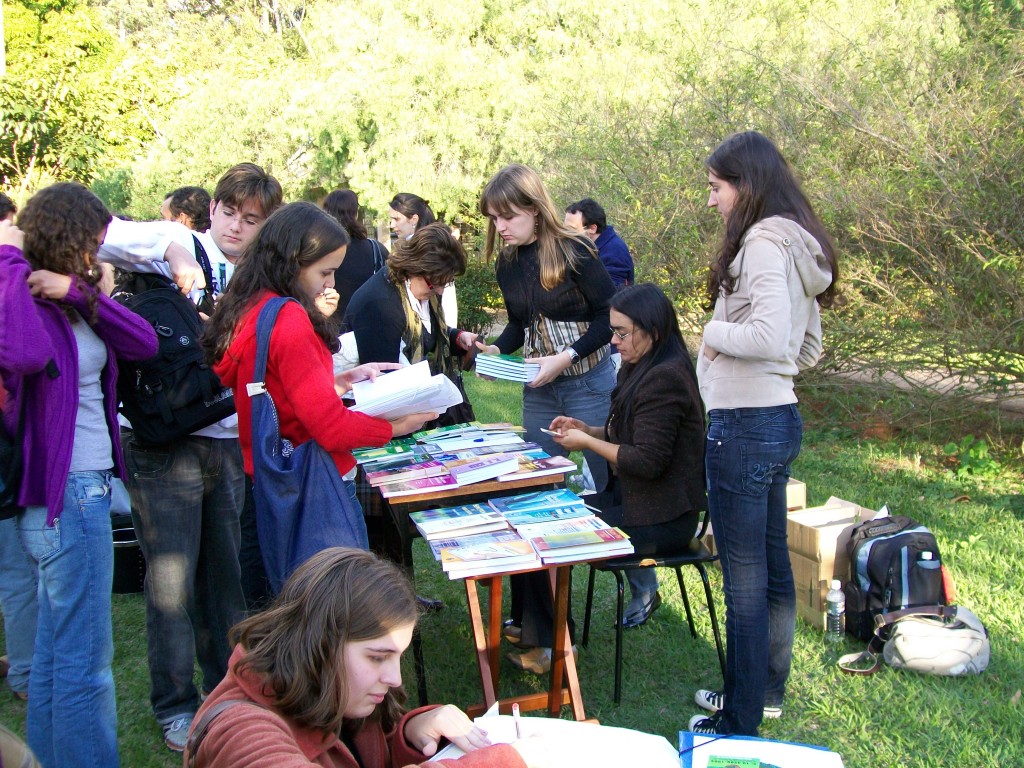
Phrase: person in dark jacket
[
  {"left": 552, "top": 283, "right": 705, "bottom": 627},
  {"left": 564, "top": 198, "right": 634, "bottom": 288}
]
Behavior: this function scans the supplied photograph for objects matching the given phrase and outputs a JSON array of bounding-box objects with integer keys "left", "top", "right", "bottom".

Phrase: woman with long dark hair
[
  {"left": 688, "top": 131, "right": 838, "bottom": 736},
  {"left": 1, "top": 184, "right": 158, "bottom": 767},
  {"left": 203, "top": 203, "right": 435, "bottom": 570},
  {"left": 322, "top": 189, "right": 387, "bottom": 325},
  {"left": 550, "top": 283, "right": 705, "bottom": 628}
]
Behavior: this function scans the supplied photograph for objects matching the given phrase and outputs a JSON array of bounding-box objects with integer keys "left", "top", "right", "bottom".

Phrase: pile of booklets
[
  {"left": 409, "top": 488, "right": 635, "bottom": 579},
  {"left": 348, "top": 360, "right": 463, "bottom": 419},
  {"left": 353, "top": 423, "right": 576, "bottom": 498},
  {"left": 474, "top": 353, "right": 541, "bottom": 383}
]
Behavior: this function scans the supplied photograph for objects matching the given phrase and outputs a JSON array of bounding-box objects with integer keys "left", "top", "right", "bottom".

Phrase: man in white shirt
[{"left": 98, "top": 163, "right": 282, "bottom": 753}]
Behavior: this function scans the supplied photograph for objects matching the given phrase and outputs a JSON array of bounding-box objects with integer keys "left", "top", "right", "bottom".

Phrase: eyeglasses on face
[{"left": 609, "top": 327, "right": 634, "bottom": 341}]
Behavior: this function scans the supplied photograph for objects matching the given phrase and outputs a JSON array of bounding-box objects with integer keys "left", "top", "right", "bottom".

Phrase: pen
[{"left": 512, "top": 703, "right": 522, "bottom": 739}]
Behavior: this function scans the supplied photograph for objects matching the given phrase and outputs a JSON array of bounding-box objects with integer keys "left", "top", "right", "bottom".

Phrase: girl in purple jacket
[{"left": 0, "top": 184, "right": 157, "bottom": 768}]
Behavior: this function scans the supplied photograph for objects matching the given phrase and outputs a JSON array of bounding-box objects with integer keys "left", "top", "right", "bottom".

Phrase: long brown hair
[
  {"left": 387, "top": 222, "right": 467, "bottom": 285},
  {"left": 230, "top": 548, "right": 419, "bottom": 736},
  {"left": 18, "top": 182, "right": 111, "bottom": 322},
  {"left": 479, "top": 163, "right": 596, "bottom": 290},
  {"left": 705, "top": 131, "right": 838, "bottom": 308}
]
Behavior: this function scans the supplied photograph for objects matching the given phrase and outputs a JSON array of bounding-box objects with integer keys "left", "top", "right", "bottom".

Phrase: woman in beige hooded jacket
[{"left": 688, "top": 131, "right": 839, "bottom": 738}]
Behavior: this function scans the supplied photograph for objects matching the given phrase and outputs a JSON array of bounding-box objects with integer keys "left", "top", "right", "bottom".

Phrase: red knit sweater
[{"left": 213, "top": 292, "right": 393, "bottom": 477}]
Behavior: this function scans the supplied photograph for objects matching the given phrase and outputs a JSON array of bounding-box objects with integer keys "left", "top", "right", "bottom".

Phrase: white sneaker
[{"left": 694, "top": 689, "right": 782, "bottom": 719}]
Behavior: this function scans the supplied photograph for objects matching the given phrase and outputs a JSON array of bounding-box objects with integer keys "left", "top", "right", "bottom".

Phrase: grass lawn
[{"left": 1, "top": 375, "right": 1022, "bottom": 767}]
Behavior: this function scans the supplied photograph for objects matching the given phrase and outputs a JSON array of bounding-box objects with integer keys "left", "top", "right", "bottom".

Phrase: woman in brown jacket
[{"left": 552, "top": 283, "right": 706, "bottom": 628}]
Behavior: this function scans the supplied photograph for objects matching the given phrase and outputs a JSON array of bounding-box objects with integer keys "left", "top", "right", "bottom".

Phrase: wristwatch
[{"left": 566, "top": 347, "right": 580, "bottom": 365}]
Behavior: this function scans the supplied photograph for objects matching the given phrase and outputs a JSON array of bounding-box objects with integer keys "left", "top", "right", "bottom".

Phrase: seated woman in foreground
[
  {"left": 185, "top": 547, "right": 578, "bottom": 768},
  {"left": 552, "top": 283, "right": 707, "bottom": 628}
]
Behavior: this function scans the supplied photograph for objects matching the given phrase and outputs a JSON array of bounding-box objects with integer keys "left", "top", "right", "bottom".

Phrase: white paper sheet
[{"left": 348, "top": 361, "right": 463, "bottom": 419}]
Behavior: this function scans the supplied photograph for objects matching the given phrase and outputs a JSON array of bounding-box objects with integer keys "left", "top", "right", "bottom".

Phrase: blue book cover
[
  {"left": 487, "top": 488, "right": 585, "bottom": 515},
  {"left": 677, "top": 732, "right": 841, "bottom": 768}
]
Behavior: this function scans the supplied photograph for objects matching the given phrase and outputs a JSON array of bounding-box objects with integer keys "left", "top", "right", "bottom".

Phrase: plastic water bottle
[{"left": 825, "top": 579, "right": 845, "bottom": 644}]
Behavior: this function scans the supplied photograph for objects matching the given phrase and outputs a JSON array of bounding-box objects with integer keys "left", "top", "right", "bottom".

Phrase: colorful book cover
[
  {"left": 409, "top": 504, "right": 509, "bottom": 538},
  {"left": 353, "top": 443, "right": 428, "bottom": 464},
  {"left": 446, "top": 454, "right": 520, "bottom": 485},
  {"left": 513, "top": 515, "right": 610, "bottom": 540},
  {"left": 498, "top": 455, "right": 576, "bottom": 481},
  {"left": 428, "top": 528, "right": 523, "bottom": 560},
  {"left": 502, "top": 505, "right": 594, "bottom": 527},
  {"left": 379, "top": 474, "right": 458, "bottom": 498},
  {"left": 487, "top": 488, "right": 586, "bottom": 516},
  {"left": 440, "top": 538, "right": 536, "bottom": 568},
  {"left": 531, "top": 527, "right": 630, "bottom": 552},
  {"left": 365, "top": 460, "right": 448, "bottom": 486}
]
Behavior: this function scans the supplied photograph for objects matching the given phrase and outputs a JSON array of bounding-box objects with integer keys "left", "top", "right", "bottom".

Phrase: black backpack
[
  {"left": 113, "top": 239, "right": 234, "bottom": 447},
  {"left": 844, "top": 514, "right": 947, "bottom": 641}
]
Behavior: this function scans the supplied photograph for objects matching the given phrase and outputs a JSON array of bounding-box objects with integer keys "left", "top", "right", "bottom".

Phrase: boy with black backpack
[{"left": 98, "top": 163, "right": 282, "bottom": 752}]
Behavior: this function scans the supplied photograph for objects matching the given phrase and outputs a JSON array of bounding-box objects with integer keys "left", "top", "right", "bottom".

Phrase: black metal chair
[{"left": 581, "top": 510, "right": 726, "bottom": 703}]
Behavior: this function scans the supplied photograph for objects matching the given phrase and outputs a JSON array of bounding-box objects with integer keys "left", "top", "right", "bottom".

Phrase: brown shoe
[
  {"left": 0, "top": 655, "right": 8, "bottom": 678},
  {"left": 11, "top": 690, "right": 27, "bottom": 702}
]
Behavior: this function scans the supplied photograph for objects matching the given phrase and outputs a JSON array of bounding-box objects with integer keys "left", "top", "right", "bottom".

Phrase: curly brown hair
[{"left": 17, "top": 182, "right": 112, "bottom": 321}]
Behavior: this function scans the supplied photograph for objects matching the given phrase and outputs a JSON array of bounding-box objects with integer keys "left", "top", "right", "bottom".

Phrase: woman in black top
[
  {"left": 344, "top": 223, "right": 476, "bottom": 426},
  {"left": 476, "top": 163, "right": 616, "bottom": 673},
  {"left": 322, "top": 189, "right": 387, "bottom": 327}
]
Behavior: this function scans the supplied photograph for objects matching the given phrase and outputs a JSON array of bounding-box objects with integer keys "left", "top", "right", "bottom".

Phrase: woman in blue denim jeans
[
  {"left": 0, "top": 184, "right": 159, "bottom": 768},
  {"left": 689, "top": 132, "right": 840, "bottom": 736},
  {"left": 476, "top": 164, "right": 616, "bottom": 673}
]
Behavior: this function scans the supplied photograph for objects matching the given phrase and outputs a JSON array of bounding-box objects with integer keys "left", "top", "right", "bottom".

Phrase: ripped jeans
[{"left": 705, "top": 405, "right": 802, "bottom": 736}]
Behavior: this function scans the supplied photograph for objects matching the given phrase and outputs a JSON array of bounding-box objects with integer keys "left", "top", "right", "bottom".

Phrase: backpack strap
[
  {"left": 185, "top": 699, "right": 266, "bottom": 768},
  {"left": 838, "top": 604, "right": 954, "bottom": 675},
  {"left": 369, "top": 238, "right": 386, "bottom": 273}
]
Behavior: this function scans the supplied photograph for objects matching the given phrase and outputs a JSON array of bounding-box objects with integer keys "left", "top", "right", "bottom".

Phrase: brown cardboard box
[
  {"left": 705, "top": 477, "right": 808, "bottom": 563},
  {"left": 786, "top": 497, "right": 880, "bottom": 628},
  {"left": 786, "top": 478, "right": 807, "bottom": 511}
]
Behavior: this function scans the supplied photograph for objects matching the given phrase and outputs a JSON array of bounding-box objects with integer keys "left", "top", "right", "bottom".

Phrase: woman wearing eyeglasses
[
  {"left": 345, "top": 222, "right": 477, "bottom": 427},
  {"left": 550, "top": 283, "right": 705, "bottom": 628}
]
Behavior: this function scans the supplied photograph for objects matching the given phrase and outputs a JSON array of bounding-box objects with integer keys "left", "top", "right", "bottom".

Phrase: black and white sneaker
[
  {"left": 694, "top": 689, "right": 782, "bottom": 719},
  {"left": 688, "top": 713, "right": 727, "bottom": 734}
]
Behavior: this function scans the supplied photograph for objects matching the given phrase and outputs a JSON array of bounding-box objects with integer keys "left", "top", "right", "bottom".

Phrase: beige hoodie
[{"left": 697, "top": 216, "right": 832, "bottom": 412}]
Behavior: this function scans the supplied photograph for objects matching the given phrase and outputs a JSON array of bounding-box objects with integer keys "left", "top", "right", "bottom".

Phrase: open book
[
  {"left": 348, "top": 361, "right": 463, "bottom": 419},
  {"left": 429, "top": 705, "right": 678, "bottom": 765}
]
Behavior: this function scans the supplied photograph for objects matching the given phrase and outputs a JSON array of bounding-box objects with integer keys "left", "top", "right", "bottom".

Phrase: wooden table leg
[
  {"left": 548, "top": 566, "right": 586, "bottom": 720},
  {"left": 465, "top": 577, "right": 497, "bottom": 709},
  {"left": 486, "top": 576, "right": 502, "bottom": 691}
]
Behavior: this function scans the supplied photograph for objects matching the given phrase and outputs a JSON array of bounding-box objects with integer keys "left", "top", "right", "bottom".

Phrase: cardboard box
[
  {"left": 786, "top": 497, "right": 881, "bottom": 628},
  {"left": 786, "top": 478, "right": 807, "bottom": 511}
]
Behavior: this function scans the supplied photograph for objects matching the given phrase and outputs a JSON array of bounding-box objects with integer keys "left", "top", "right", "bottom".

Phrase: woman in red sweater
[{"left": 203, "top": 204, "right": 435, "bottom": 576}]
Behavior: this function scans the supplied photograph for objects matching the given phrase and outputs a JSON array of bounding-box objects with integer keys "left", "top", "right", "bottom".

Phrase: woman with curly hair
[
  {"left": 344, "top": 222, "right": 476, "bottom": 427},
  {"left": 0, "top": 183, "right": 158, "bottom": 768}
]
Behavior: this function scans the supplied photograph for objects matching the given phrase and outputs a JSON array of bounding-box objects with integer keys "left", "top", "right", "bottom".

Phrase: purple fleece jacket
[{"left": 0, "top": 244, "right": 158, "bottom": 525}]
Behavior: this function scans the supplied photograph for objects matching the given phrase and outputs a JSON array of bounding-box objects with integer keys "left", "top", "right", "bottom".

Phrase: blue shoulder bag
[{"left": 249, "top": 297, "right": 369, "bottom": 593}]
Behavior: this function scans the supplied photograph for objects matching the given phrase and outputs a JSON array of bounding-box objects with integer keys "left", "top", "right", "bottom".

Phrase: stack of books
[
  {"left": 440, "top": 539, "right": 541, "bottom": 578},
  {"left": 409, "top": 502, "right": 511, "bottom": 540},
  {"left": 354, "top": 423, "right": 573, "bottom": 499},
  {"left": 475, "top": 354, "right": 541, "bottom": 383}
]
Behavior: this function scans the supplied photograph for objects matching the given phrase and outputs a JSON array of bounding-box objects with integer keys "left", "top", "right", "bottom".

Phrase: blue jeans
[
  {"left": 121, "top": 432, "right": 245, "bottom": 724},
  {"left": 706, "top": 405, "right": 802, "bottom": 736},
  {"left": 522, "top": 356, "right": 615, "bottom": 493},
  {"left": 0, "top": 516, "right": 38, "bottom": 694},
  {"left": 18, "top": 471, "right": 118, "bottom": 768}
]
